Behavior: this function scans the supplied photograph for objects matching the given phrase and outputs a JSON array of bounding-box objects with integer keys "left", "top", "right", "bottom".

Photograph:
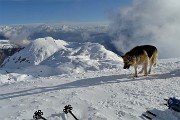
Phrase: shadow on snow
[{"left": 0, "top": 68, "right": 179, "bottom": 100}]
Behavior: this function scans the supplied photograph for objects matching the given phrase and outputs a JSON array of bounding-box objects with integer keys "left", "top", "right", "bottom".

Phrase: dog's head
[{"left": 122, "top": 53, "right": 135, "bottom": 69}]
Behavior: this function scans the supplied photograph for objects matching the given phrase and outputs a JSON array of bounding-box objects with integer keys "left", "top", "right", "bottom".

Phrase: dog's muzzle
[{"left": 124, "top": 64, "right": 130, "bottom": 69}]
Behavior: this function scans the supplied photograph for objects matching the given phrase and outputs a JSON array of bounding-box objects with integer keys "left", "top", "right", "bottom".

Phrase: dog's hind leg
[
  {"left": 148, "top": 59, "right": 156, "bottom": 74},
  {"left": 149, "top": 51, "right": 158, "bottom": 74},
  {"left": 148, "top": 61, "right": 153, "bottom": 74},
  {"left": 143, "top": 62, "right": 148, "bottom": 76}
]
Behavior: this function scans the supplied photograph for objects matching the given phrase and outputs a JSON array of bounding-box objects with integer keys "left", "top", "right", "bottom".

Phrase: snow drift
[{"left": 2, "top": 37, "right": 122, "bottom": 77}]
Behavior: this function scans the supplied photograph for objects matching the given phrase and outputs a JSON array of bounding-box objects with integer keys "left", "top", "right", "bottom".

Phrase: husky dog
[{"left": 122, "top": 45, "right": 158, "bottom": 77}]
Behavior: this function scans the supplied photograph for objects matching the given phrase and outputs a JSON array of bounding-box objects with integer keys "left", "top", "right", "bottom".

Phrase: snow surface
[{"left": 0, "top": 37, "right": 180, "bottom": 120}]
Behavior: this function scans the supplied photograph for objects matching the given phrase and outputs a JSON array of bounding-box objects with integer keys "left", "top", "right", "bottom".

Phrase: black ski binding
[{"left": 63, "top": 105, "right": 78, "bottom": 120}]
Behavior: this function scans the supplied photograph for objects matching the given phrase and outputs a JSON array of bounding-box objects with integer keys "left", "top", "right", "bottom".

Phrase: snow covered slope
[{"left": 0, "top": 37, "right": 179, "bottom": 120}]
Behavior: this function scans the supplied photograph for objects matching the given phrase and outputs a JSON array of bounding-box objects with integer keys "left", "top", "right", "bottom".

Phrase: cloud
[
  {"left": 108, "top": 0, "right": 180, "bottom": 58},
  {"left": 2, "top": 26, "right": 31, "bottom": 47}
]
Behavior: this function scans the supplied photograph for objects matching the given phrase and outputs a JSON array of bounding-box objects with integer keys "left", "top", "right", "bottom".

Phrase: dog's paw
[
  {"left": 144, "top": 74, "right": 148, "bottom": 76},
  {"left": 133, "top": 75, "right": 138, "bottom": 77}
]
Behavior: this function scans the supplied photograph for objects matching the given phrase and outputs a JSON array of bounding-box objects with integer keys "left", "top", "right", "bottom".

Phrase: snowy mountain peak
[{"left": 2, "top": 37, "right": 122, "bottom": 76}]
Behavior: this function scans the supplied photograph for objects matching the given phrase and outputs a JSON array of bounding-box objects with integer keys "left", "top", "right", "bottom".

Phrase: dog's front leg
[{"left": 134, "top": 65, "right": 138, "bottom": 77}]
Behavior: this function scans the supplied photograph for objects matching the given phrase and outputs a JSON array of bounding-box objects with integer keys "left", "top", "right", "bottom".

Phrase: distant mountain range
[{"left": 0, "top": 24, "right": 123, "bottom": 56}]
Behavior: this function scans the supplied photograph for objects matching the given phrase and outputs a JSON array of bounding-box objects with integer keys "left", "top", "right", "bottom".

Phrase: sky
[{"left": 0, "top": 0, "right": 131, "bottom": 25}]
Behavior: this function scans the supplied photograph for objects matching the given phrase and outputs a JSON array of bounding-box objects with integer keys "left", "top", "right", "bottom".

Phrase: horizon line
[{"left": 0, "top": 21, "right": 110, "bottom": 26}]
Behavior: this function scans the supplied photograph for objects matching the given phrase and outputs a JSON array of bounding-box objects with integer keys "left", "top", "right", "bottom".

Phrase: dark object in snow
[
  {"left": 0, "top": 45, "right": 24, "bottom": 65},
  {"left": 63, "top": 105, "right": 78, "bottom": 120},
  {"left": 164, "top": 97, "right": 180, "bottom": 112},
  {"left": 142, "top": 113, "right": 152, "bottom": 120},
  {"left": 142, "top": 97, "right": 180, "bottom": 120},
  {"left": 141, "top": 110, "right": 156, "bottom": 120},
  {"left": 33, "top": 110, "right": 47, "bottom": 120}
]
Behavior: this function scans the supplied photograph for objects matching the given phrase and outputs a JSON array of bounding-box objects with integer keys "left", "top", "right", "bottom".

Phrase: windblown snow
[{"left": 0, "top": 37, "right": 179, "bottom": 120}]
